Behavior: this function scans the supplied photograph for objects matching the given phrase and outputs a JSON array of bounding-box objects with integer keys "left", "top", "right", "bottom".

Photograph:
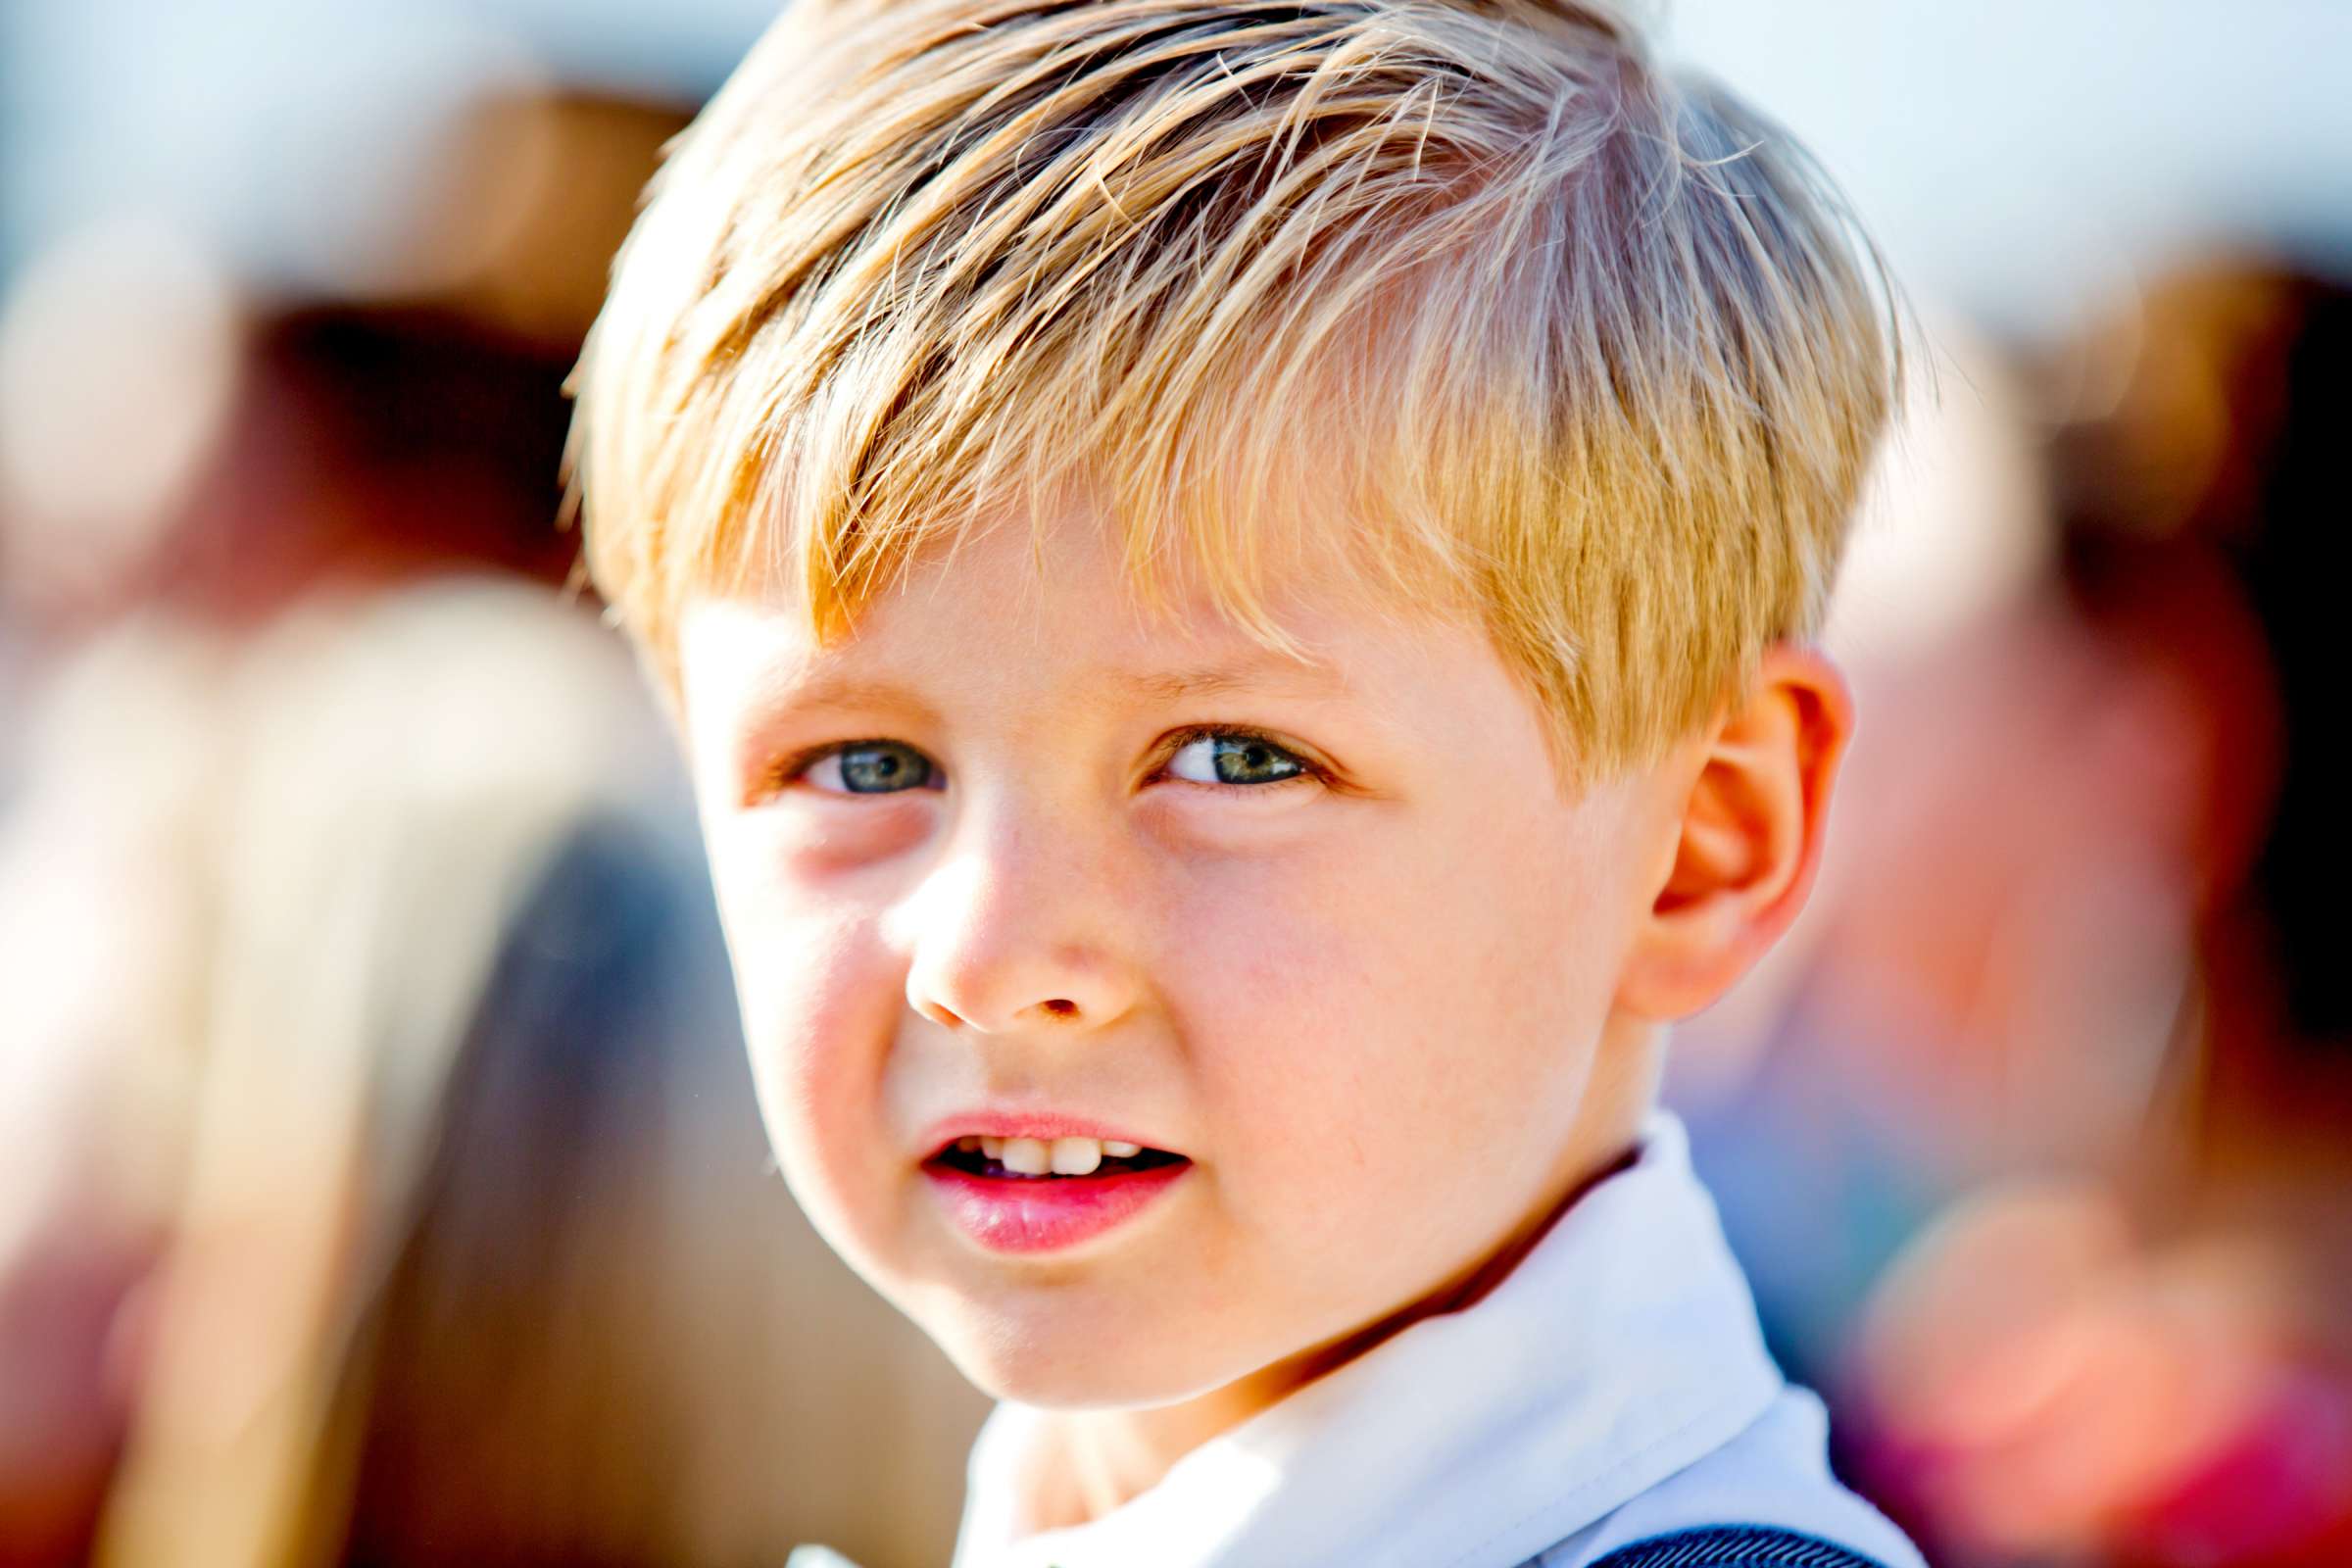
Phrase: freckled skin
[{"left": 674, "top": 506, "right": 1688, "bottom": 1495}]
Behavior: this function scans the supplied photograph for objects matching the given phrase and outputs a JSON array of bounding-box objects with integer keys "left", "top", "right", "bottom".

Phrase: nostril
[
  {"left": 914, "top": 995, "right": 970, "bottom": 1031},
  {"left": 1040, "top": 998, "right": 1078, "bottom": 1018}
]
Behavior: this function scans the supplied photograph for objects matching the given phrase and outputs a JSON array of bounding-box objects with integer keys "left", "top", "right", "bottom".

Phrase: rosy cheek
[
  {"left": 707, "top": 835, "right": 900, "bottom": 1089},
  {"left": 702, "top": 808, "right": 930, "bottom": 979},
  {"left": 738, "top": 927, "right": 903, "bottom": 1206},
  {"left": 1162, "top": 869, "right": 1377, "bottom": 1066}
]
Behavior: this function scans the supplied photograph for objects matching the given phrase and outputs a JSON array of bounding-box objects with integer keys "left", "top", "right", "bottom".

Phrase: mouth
[
  {"left": 919, "top": 1131, "right": 1193, "bottom": 1254},
  {"left": 926, "top": 1133, "right": 1189, "bottom": 1180}
]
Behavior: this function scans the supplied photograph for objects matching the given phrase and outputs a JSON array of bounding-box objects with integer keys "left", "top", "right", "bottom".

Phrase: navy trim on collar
[{"left": 1585, "top": 1525, "right": 1891, "bottom": 1568}]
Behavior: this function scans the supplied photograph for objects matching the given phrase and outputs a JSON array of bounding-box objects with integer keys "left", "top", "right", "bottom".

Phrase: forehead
[{"left": 683, "top": 498, "right": 1466, "bottom": 712}]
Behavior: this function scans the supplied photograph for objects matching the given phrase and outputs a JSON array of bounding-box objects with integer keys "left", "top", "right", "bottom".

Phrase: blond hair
[{"left": 567, "top": 0, "right": 1897, "bottom": 775}]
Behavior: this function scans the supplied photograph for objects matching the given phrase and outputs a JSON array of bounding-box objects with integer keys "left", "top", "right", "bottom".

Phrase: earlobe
[{"left": 1616, "top": 646, "right": 1853, "bottom": 1020}]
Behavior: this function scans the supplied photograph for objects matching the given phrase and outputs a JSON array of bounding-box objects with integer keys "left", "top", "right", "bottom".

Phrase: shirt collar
[{"left": 952, "top": 1109, "right": 1786, "bottom": 1568}]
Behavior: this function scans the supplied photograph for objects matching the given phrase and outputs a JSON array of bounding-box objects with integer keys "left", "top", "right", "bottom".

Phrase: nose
[{"left": 898, "top": 802, "right": 1143, "bottom": 1037}]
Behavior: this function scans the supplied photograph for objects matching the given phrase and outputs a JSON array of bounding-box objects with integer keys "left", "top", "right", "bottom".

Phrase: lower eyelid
[{"left": 1164, "top": 777, "right": 1320, "bottom": 799}]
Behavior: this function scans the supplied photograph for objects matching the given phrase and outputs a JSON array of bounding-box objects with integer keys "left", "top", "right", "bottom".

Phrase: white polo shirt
[{"left": 945, "top": 1111, "right": 1928, "bottom": 1568}]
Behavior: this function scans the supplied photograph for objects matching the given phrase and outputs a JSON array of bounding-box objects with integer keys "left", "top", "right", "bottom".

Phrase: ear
[{"left": 1615, "top": 644, "right": 1854, "bottom": 1020}]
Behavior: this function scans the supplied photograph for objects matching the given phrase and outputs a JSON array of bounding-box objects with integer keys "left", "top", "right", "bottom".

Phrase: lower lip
[{"left": 921, "top": 1160, "right": 1191, "bottom": 1254}]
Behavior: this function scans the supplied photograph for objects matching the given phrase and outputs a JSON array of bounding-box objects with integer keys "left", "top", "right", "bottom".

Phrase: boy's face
[{"left": 674, "top": 503, "right": 1684, "bottom": 1408}]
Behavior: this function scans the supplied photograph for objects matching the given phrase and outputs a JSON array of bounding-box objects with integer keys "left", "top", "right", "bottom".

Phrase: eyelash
[{"left": 763, "top": 726, "right": 1329, "bottom": 797}]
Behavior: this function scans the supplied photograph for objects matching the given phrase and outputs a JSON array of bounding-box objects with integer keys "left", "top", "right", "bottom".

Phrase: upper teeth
[{"left": 952, "top": 1134, "right": 1148, "bottom": 1172}]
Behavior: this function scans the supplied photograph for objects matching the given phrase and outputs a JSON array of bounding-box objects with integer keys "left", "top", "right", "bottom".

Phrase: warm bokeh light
[{"left": 0, "top": 220, "right": 243, "bottom": 612}]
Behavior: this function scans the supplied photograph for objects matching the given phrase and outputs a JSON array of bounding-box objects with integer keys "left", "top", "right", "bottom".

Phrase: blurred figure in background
[
  {"left": 0, "top": 583, "right": 982, "bottom": 1568},
  {"left": 0, "top": 623, "right": 229, "bottom": 1564},
  {"left": 1675, "top": 258, "right": 2352, "bottom": 1568},
  {"left": 0, "top": 81, "right": 984, "bottom": 1568},
  {"left": 76, "top": 587, "right": 978, "bottom": 1568}
]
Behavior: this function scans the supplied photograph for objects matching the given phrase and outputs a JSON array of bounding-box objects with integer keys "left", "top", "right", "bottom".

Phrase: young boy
[{"left": 566, "top": 2, "right": 1926, "bottom": 1563}]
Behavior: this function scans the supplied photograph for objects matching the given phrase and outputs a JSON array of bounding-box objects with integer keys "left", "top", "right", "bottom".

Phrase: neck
[{"left": 1019, "top": 1016, "right": 1664, "bottom": 1535}]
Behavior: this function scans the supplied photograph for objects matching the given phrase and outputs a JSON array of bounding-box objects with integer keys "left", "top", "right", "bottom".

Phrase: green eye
[
  {"left": 808, "top": 741, "right": 938, "bottom": 794},
  {"left": 1166, "top": 731, "right": 1311, "bottom": 786}
]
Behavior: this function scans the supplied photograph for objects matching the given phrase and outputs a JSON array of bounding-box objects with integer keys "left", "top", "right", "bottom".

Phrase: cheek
[
  {"left": 703, "top": 824, "right": 900, "bottom": 1157},
  {"left": 1166, "top": 808, "right": 1622, "bottom": 1168}
]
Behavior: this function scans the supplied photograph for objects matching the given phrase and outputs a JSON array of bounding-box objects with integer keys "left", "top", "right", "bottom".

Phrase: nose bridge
[{"left": 901, "top": 780, "right": 1138, "bottom": 1035}]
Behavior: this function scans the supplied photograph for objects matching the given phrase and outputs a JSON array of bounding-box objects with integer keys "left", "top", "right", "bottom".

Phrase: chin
[{"left": 920, "top": 1297, "right": 1239, "bottom": 1410}]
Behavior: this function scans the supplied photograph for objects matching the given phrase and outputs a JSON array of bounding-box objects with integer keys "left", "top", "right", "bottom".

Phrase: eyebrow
[
  {"left": 754, "top": 671, "right": 941, "bottom": 721},
  {"left": 757, "top": 658, "right": 1350, "bottom": 719},
  {"left": 1115, "top": 659, "right": 1352, "bottom": 706}
]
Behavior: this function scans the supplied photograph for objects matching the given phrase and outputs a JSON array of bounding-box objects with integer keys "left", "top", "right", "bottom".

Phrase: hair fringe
[{"left": 565, "top": 0, "right": 1901, "bottom": 779}]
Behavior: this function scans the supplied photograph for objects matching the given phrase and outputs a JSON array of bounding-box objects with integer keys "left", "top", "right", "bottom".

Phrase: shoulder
[{"left": 1524, "top": 1389, "right": 1927, "bottom": 1568}]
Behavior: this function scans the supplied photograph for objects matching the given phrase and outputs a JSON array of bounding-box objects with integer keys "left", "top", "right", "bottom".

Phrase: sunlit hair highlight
[{"left": 567, "top": 0, "right": 1898, "bottom": 777}]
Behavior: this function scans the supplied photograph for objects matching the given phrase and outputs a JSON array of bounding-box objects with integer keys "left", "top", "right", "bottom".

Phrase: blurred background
[{"left": 0, "top": 2, "right": 2346, "bottom": 1565}]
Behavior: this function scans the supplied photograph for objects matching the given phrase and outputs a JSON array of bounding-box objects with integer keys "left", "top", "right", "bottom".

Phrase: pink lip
[{"left": 922, "top": 1159, "right": 1190, "bottom": 1254}]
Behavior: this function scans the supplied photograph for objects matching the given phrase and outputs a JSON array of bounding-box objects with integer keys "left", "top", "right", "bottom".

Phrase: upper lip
[{"left": 917, "top": 1109, "right": 1176, "bottom": 1159}]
